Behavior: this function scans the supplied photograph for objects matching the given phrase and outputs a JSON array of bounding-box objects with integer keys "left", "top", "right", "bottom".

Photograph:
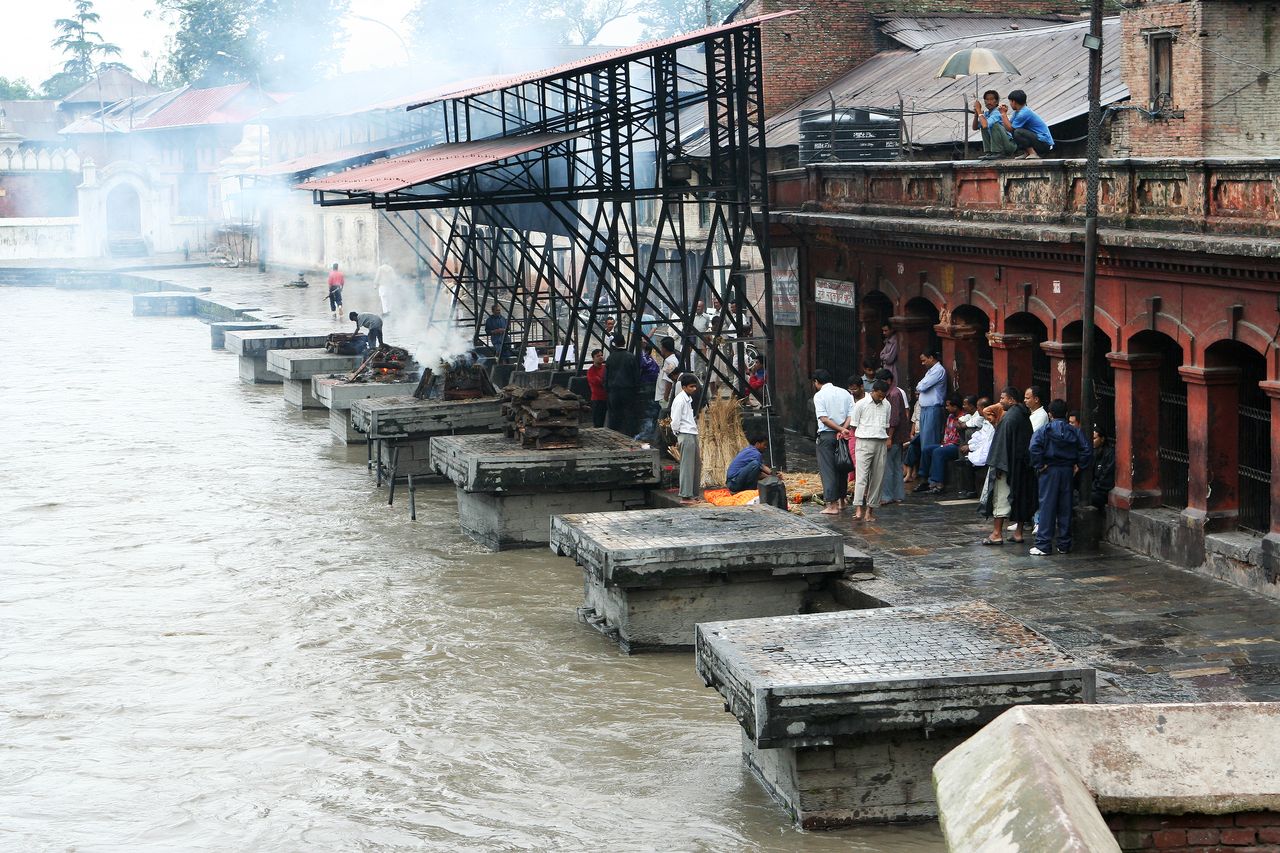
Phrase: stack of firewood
[{"left": 501, "top": 385, "right": 586, "bottom": 449}]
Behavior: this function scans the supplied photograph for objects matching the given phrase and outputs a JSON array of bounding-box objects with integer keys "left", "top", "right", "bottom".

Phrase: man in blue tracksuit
[{"left": 1029, "top": 398, "right": 1092, "bottom": 555}]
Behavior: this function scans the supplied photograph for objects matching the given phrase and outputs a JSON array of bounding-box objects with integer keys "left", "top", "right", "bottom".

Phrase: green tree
[
  {"left": 637, "top": 0, "right": 739, "bottom": 38},
  {"left": 157, "top": 0, "right": 349, "bottom": 88},
  {"left": 0, "top": 77, "right": 39, "bottom": 100},
  {"left": 40, "top": 0, "right": 131, "bottom": 99}
]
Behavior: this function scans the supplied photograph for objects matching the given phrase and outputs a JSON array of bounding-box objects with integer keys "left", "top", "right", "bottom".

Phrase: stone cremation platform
[
  {"left": 266, "top": 348, "right": 364, "bottom": 409},
  {"left": 695, "top": 601, "right": 1095, "bottom": 829},
  {"left": 209, "top": 321, "right": 279, "bottom": 350},
  {"left": 430, "top": 428, "right": 659, "bottom": 550},
  {"left": 551, "top": 506, "right": 846, "bottom": 653},
  {"left": 223, "top": 329, "right": 333, "bottom": 385},
  {"left": 350, "top": 395, "right": 504, "bottom": 481},
  {"left": 313, "top": 376, "right": 422, "bottom": 443}
]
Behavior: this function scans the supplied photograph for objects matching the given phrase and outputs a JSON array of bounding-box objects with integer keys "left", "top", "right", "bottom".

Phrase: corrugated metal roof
[
  {"left": 247, "top": 138, "right": 434, "bottom": 178},
  {"left": 877, "top": 15, "right": 1074, "bottom": 50},
  {"left": 137, "top": 82, "right": 270, "bottom": 130},
  {"left": 406, "top": 10, "right": 799, "bottom": 110},
  {"left": 763, "top": 17, "right": 1127, "bottom": 150},
  {"left": 296, "top": 131, "right": 583, "bottom": 193},
  {"left": 0, "top": 100, "right": 62, "bottom": 142},
  {"left": 59, "top": 69, "right": 160, "bottom": 105},
  {"left": 58, "top": 88, "right": 185, "bottom": 135}
]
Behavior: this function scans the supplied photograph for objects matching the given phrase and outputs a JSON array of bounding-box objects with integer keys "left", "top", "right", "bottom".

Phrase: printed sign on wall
[
  {"left": 814, "top": 277, "right": 856, "bottom": 309},
  {"left": 771, "top": 247, "right": 801, "bottom": 326}
]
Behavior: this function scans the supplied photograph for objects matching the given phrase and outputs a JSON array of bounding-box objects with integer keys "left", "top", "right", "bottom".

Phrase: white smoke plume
[{"left": 377, "top": 264, "right": 472, "bottom": 369}]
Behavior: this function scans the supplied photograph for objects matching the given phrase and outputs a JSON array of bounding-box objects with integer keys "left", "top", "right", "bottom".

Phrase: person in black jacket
[
  {"left": 604, "top": 334, "right": 641, "bottom": 436},
  {"left": 979, "top": 386, "right": 1038, "bottom": 545},
  {"left": 1029, "top": 399, "right": 1093, "bottom": 555},
  {"left": 1090, "top": 426, "right": 1116, "bottom": 509}
]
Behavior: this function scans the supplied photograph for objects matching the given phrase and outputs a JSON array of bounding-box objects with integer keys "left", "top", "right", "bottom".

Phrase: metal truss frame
[{"left": 310, "top": 21, "right": 776, "bottom": 399}]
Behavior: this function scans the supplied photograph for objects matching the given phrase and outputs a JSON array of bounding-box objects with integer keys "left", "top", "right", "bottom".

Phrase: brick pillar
[
  {"left": 891, "top": 315, "right": 933, "bottom": 389},
  {"left": 988, "top": 333, "right": 1036, "bottom": 394},
  {"left": 1108, "top": 352, "right": 1163, "bottom": 510},
  {"left": 936, "top": 322, "right": 981, "bottom": 394},
  {"left": 1259, "top": 382, "right": 1280, "bottom": 583},
  {"left": 1041, "top": 341, "right": 1082, "bottom": 407},
  {"left": 1179, "top": 365, "right": 1241, "bottom": 532}
]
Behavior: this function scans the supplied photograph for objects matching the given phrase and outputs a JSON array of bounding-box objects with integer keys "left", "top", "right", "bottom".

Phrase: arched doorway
[
  {"left": 1002, "top": 312, "right": 1049, "bottom": 396},
  {"left": 1206, "top": 340, "right": 1271, "bottom": 534},
  {"left": 1130, "top": 330, "right": 1187, "bottom": 510},
  {"left": 1089, "top": 326, "right": 1117, "bottom": 441},
  {"left": 859, "top": 289, "right": 894, "bottom": 369},
  {"left": 901, "top": 296, "right": 940, "bottom": 388},
  {"left": 951, "top": 304, "right": 993, "bottom": 396},
  {"left": 106, "top": 184, "right": 142, "bottom": 237}
]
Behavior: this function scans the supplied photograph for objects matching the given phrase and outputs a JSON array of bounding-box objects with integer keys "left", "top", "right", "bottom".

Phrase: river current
[{"left": 0, "top": 287, "right": 943, "bottom": 852}]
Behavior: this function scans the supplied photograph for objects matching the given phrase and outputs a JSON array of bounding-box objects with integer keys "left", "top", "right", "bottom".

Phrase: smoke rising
[{"left": 377, "top": 264, "right": 472, "bottom": 368}]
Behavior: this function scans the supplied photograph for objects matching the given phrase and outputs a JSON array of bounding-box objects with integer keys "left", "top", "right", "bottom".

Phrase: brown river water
[{"left": 0, "top": 286, "right": 945, "bottom": 852}]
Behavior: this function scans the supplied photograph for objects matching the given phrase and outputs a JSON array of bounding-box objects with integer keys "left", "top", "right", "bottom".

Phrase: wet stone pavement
[{"left": 784, "top": 438, "right": 1280, "bottom": 706}]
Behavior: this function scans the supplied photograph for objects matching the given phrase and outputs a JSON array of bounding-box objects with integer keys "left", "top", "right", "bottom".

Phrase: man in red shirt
[
  {"left": 586, "top": 348, "right": 608, "bottom": 427},
  {"left": 326, "top": 263, "right": 345, "bottom": 318}
]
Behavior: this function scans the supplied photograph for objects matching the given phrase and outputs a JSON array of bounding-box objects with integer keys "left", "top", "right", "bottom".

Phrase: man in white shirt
[
  {"left": 1026, "top": 385, "right": 1048, "bottom": 438},
  {"left": 850, "top": 380, "right": 892, "bottom": 522},
  {"left": 691, "top": 300, "right": 711, "bottom": 376},
  {"left": 655, "top": 336, "right": 680, "bottom": 407},
  {"left": 670, "top": 373, "right": 702, "bottom": 504},
  {"left": 812, "top": 368, "right": 854, "bottom": 515}
]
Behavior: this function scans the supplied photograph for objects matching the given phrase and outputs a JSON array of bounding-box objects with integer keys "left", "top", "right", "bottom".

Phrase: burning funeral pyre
[
  {"left": 412, "top": 355, "right": 498, "bottom": 400},
  {"left": 345, "top": 344, "right": 415, "bottom": 382},
  {"left": 501, "top": 385, "right": 587, "bottom": 449}
]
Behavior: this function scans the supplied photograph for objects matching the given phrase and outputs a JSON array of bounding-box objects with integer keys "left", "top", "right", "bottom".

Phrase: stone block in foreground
[
  {"left": 934, "top": 702, "right": 1280, "bottom": 853},
  {"left": 551, "top": 506, "right": 845, "bottom": 653},
  {"left": 696, "top": 601, "right": 1094, "bottom": 829},
  {"left": 313, "top": 377, "right": 422, "bottom": 443},
  {"left": 430, "top": 429, "right": 659, "bottom": 550}
]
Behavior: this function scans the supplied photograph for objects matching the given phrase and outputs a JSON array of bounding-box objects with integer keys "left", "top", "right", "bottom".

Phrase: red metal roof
[
  {"left": 247, "top": 138, "right": 432, "bottom": 177},
  {"left": 407, "top": 10, "right": 800, "bottom": 110},
  {"left": 137, "top": 82, "right": 269, "bottom": 130},
  {"left": 295, "top": 131, "right": 583, "bottom": 194}
]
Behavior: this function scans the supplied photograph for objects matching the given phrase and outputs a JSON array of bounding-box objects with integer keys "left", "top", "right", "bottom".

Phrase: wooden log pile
[{"left": 501, "top": 385, "right": 586, "bottom": 449}]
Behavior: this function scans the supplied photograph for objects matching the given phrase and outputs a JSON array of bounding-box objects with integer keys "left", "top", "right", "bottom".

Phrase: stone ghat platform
[
  {"left": 209, "top": 321, "right": 279, "bottom": 350},
  {"left": 267, "top": 349, "right": 364, "bottom": 409},
  {"left": 350, "top": 395, "right": 504, "bottom": 481},
  {"left": 695, "top": 601, "right": 1095, "bottom": 829},
  {"left": 430, "top": 429, "right": 660, "bottom": 550},
  {"left": 551, "top": 506, "right": 846, "bottom": 653},
  {"left": 224, "top": 329, "right": 333, "bottom": 385},
  {"left": 314, "top": 376, "right": 421, "bottom": 443}
]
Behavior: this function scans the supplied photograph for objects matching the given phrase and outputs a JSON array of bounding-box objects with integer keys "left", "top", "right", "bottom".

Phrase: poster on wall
[
  {"left": 814, "top": 278, "right": 856, "bottom": 310},
  {"left": 771, "top": 247, "right": 800, "bottom": 326}
]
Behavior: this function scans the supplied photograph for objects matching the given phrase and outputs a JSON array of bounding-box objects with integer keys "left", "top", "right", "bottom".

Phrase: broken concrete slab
[
  {"left": 696, "top": 601, "right": 1094, "bottom": 828},
  {"left": 551, "top": 505, "right": 846, "bottom": 652},
  {"left": 933, "top": 702, "right": 1280, "bottom": 853}
]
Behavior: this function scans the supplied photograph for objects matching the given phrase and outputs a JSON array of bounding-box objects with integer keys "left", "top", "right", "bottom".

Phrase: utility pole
[{"left": 1078, "top": 0, "right": 1104, "bottom": 528}]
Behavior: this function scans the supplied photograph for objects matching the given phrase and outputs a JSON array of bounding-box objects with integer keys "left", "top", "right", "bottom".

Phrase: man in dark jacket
[
  {"left": 1029, "top": 399, "right": 1093, "bottom": 555},
  {"left": 1090, "top": 425, "right": 1115, "bottom": 509},
  {"left": 605, "top": 334, "right": 641, "bottom": 436},
  {"left": 980, "top": 386, "right": 1038, "bottom": 545}
]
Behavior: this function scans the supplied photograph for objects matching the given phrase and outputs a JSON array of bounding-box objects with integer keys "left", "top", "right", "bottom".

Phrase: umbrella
[{"left": 936, "top": 47, "right": 1022, "bottom": 158}]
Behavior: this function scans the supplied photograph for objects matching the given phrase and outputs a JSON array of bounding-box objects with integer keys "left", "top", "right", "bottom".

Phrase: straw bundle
[{"left": 696, "top": 397, "right": 748, "bottom": 487}]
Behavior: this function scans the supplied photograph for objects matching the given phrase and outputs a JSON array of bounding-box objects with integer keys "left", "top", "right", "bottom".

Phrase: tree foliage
[
  {"left": 636, "top": 0, "right": 740, "bottom": 39},
  {"left": 0, "top": 77, "right": 39, "bottom": 100},
  {"left": 157, "top": 0, "right": 350, "bottom": 88},
  {"left": 41, "top": 0, "right": 130, "bottom": 99}
]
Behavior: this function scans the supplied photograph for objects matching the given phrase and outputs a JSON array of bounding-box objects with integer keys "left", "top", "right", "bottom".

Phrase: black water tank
[{"left": 798, "top": 109, "right": 901, "bottom": 165}]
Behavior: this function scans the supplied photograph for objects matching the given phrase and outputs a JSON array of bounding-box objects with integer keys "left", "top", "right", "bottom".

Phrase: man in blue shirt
[
  {"left": 484, "top": 304, "right": 508, "bottom": 362},
  {"left": 972, "top": 89, "right": 1016, "bottom": 159},
  {"left": 1000, "top": 89, "right": 1054, "bottom": 159},
  {"left": 726, "top": 432, "right": 779, "bottom": 493},
  {"left": 915, "top": 349, "right": 947, "bottom": 447}
]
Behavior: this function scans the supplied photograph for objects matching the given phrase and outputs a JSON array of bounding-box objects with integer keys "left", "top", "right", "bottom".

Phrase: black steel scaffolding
[{"left": 303, "top": 12, "right": 788, "bottom": 397}]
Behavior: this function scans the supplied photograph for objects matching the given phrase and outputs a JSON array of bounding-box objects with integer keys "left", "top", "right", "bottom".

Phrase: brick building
[
  {"left": 761, "top": 0, "right": 1280, "bottom": 594},
  {"left": 737, "top": 0, "right": 1085, "bottom": 116}
]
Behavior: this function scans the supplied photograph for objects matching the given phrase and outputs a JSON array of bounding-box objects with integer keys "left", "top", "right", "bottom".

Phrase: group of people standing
[{"left": 811, "top": 327, "right": 1116, "bottom": 553}]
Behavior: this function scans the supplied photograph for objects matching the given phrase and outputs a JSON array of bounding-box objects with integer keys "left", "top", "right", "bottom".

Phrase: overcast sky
[{"left": 5, "top": 0, "right": 640, "bottom": 91}]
